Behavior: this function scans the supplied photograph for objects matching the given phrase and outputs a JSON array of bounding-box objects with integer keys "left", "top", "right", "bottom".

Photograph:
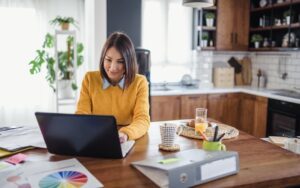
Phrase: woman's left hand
[{"left": 118, "top": 132, "right": 128, "bottom": 143}]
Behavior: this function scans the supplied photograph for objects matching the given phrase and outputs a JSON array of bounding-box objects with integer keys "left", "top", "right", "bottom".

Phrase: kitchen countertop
[{"left": 151, "top": 86, "right": 300, "bottom": 104}]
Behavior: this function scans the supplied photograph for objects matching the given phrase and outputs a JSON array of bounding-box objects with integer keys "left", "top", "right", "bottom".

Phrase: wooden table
[{"left": 25, "top": 122, "right": 300, "bottom": 187}]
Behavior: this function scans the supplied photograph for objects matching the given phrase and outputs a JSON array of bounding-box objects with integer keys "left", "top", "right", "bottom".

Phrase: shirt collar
[{"left": 102, "top": 76, "right": 125, "bottom": 90}]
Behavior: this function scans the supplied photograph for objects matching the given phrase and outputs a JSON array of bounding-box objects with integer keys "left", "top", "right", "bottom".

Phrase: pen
[
  {"left": 213, "top": 126, "right": 219, "bottom": 141},
  {"left": 217, "top": 133, "right": 226, "bottom": 141}
]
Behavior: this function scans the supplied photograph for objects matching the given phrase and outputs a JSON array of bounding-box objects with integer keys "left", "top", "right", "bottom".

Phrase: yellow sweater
[{"left": 76, "top": 71, "right": 150, "bottom": 140}]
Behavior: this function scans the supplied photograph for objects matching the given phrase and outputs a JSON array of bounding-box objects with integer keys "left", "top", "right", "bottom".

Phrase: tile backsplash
[{"left": 194, "top": 51, "right": 300, "bottom": 90}]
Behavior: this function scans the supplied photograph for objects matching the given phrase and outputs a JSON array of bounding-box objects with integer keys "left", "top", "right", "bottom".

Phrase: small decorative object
[
  {"left": 209, "top": 40, "right": 214, "bottom": 47},
  {"left": 205, "top": 12, "right": 215, "bottom": 27},
  {"left": 275, "top": 19, "right": 281, "bottom": 26},
  {"left": 259, "top": 16, "right": 266, "bottom": 27},
  {"left": 201, "top": 32, "right": 209, "bottom": 47},
  {"left": 50, "top": 16, "right": 78, "bottom": 30},
  {"left": 251, "top": 34, "right": 263, "bottom": 48},
  {"left": 282, "top": 32, "right": 296, "bottom": 47},
  {"left": 282, "top": 18, "right": 287, "bottom": 25},
  {"left": 263, "top": 38, "right": 269, "bottom": 47},
  {"left": 296, "top": 38, "right": 299, "bottom": 48},
  {"left": 260, "top": 0, "right": 267, "bottom": 7},
  {"left": 272, "top": 41, "right": 276, "bottom": 47}
]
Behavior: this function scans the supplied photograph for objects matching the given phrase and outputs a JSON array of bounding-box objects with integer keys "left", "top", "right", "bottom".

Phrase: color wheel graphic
[{"left": 39, "top": 171, "right": 88, "bottom": 188}]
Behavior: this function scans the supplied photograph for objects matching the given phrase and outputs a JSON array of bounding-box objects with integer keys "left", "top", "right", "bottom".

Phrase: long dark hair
[{"left": 99, "top": 32, "right": 137, "bottom": 88}]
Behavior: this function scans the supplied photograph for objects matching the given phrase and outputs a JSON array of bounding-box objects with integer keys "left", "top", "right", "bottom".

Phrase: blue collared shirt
[{"left": 102, "top": 77, "right": 125, "bottom": 90}]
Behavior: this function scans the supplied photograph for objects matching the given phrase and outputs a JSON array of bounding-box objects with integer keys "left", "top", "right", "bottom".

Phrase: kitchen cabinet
[
  {"left": 207, "top": 94, "right": 226, "bottom": 122},
  {"left": 223, "top": 93, "right": 241, "bottom": 129},
  {"left": 239, "top": 94, "right": 268, "bottom": 137},
  {"left": 216, "top": 0, "right": 250, "bottom": 50},
  {"left": 181, "top": 94, "right": 207, "bottom": 119},
  {"left": 249, "top": 0, "right": 300, "bottom": 51},
  {"left": 151, "top": 96, "right": 181, "bottom": 121},
  {"left": 207, "top": 93, "right": 241, "bottom": 129}
]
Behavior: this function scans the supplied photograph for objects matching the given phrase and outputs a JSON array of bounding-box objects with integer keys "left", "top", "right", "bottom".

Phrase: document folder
[{"left": 131, "top": 149, "right": 239, "bottom": 188}]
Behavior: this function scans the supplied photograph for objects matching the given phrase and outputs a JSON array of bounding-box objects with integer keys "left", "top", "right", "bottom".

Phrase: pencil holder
[{"left": 202, "top": 140, "right": 226, "bottom": 151}]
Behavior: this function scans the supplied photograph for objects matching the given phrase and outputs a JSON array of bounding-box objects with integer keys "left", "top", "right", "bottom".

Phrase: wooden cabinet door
[
  {"left": 181, "top": 95, "right": 208, "bottom": 119},
  {"left": 233, "top": 0, "right": 250, "bottom": 50},
  {"left": 216, "top": 0, "right": 235, "bottom": 50},
  {"left": 239, "top": 94, "right": 256, "bottom": 135},
  {"left": 253, "top": 96, "right": 268, "bottom": 138},
  {"left": 151, "top": 96, "right": 181, "bottom": 121},
  {"left": 223, "top": 93, "right": 241, "bottom": 129},
  {"left": 207, "top": 94, "right": 226, "bottom": 122},
  {"left": 216, "top": 0, "right": 250, "bottom": 51}
]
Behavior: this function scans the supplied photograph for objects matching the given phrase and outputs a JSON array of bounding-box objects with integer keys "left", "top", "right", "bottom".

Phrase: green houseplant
[
  {"left": 251, "top": 34, "right": 263, "bottom": 48},
  {"left": 205, "top": 12, "right": 215, "bottom": 27},
  {"left": 283, "top": 10, "right": 294, "bottom": 24},
  {"left": 29, "top": 18, "right": 84, "bottom": 93},
  {"left": 50, "top": 16, "right": 78, "bottom": 30},
  {"left": 202, "top": 33, "right": 209, "bottom": 47}
]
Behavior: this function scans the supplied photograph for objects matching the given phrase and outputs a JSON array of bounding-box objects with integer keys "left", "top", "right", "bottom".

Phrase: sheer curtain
[
  {"left": 0, "top": 0, "right": 85, "bottom": 126},
  {"left": 142, "top": 0, "right": 193, "bottom": 83}
]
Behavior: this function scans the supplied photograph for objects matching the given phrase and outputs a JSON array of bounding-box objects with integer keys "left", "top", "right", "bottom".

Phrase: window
[{"left": 142, "top": 0, "right": 193, "bottom": 82}]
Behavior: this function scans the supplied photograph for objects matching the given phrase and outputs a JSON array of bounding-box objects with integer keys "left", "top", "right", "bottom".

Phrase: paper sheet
[{"left": 0, "top": 158, "right": 103, "bottom": 188}]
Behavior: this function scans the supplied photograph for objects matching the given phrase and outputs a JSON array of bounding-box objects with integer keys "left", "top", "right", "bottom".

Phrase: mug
[
  {"left": 160, "top": 123, "right": 183, "bottom": 147},
  {"left": 202, "top": 140, "right": 226, "bottom": 151}
]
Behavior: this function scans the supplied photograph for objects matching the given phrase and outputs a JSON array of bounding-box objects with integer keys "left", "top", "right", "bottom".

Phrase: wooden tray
[{"left": 177, "top": 121, "right": 239, "bottom": 140}]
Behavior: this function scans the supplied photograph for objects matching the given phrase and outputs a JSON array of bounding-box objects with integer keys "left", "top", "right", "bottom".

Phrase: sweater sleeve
[
  {"left": 120, "top": 76, "right": 150, "bottom": 140},
  {"left": 76, "top": 73, "right": 92, "bottom": 114}
]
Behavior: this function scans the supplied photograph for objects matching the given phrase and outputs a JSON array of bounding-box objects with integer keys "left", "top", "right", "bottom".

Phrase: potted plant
[
  {"left": 251, "top": 34, "right": 263, "bottom": 48},
  {"left": 50, "top": 16, "right": 78, "bottom": 30},
  {"left": 283, "top": 10, "right": 294, "bottom": 25},
  {"left": 205, "top": 12, "right": 215, "bottom": 27},
  {"left": 29, "top": 33, "right": 84, "bottom": 99},
  {"left": 202, "top": 33, "right": 209, "bottom": 47}
]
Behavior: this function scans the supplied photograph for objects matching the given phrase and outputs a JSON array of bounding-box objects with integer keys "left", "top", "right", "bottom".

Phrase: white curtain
[
  {"left": 0, "top": 0, "right": 85, "bottom": 126},
  {"left": 142, "top": 0, "right": 193, "bottom": 83}
]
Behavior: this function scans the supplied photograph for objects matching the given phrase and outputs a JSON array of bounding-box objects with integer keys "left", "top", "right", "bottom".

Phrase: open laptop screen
[{"left": 35, "top": 112, "right": 125, "bottom": 158}]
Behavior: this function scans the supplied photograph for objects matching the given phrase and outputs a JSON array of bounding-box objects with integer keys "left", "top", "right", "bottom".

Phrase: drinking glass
[{"left": 195, "top": 108, "right": 208, "bottom": 134}]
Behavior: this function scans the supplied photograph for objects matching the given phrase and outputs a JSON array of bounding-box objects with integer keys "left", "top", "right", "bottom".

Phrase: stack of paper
[{"left": 0, "top": 126, "right": 46, "bottom": 158}]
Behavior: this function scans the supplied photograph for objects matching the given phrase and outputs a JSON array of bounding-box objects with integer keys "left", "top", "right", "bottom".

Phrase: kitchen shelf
[
  {"left": 249, "top": 47, "right": 299, "bottom": 51},
  {"left": 193, "top": 2, "right": 217, "bottom": 51},
  {"left": 249, "top": 0, "right": 300, "bottom": 50}
]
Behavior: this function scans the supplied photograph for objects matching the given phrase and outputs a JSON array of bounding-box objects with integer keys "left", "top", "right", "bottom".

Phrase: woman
[{"left": 76, "top": 32, "right": 150, "bottom": 143}]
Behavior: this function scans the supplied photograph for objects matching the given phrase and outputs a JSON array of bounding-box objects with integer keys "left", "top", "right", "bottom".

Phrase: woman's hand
[{"left": 118, "top": 132, "right": 128, "bottom": 143}]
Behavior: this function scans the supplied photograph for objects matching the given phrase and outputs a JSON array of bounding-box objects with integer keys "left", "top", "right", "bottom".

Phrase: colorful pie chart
[{"left": 39, "top": 171, "right": 88, "bottom": 188}]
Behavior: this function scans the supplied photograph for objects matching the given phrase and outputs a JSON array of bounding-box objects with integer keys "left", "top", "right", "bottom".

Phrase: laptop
[{"left": 35, "top": 112, "right": 135, "bottom": 159}]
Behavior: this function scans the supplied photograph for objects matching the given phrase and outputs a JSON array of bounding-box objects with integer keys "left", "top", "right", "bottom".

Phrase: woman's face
[{"left": 103, "top": 47, "right": 125, "bottom": 84}]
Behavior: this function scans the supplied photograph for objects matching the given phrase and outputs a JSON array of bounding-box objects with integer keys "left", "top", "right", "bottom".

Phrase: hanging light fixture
[{"left": 182, "top": 0, "right": 214, "bottom": 8}]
